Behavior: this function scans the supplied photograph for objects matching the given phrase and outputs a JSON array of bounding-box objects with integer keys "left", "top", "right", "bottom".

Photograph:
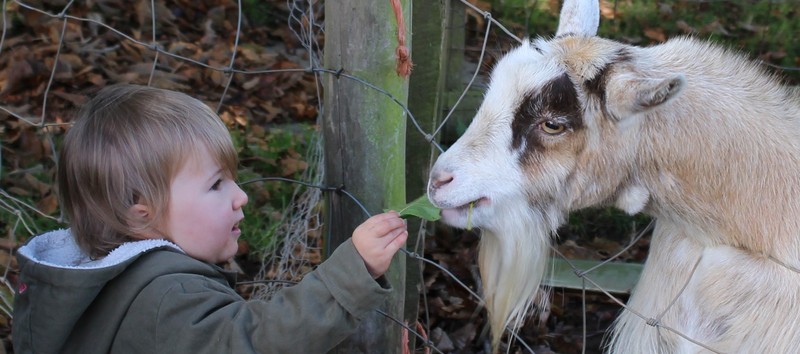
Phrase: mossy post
[
  {"left": 404, "top": 0, "right": 452, "bottom": 352},
  {"left": 323, "top": 0, "right": 410, "bottom": 352}
]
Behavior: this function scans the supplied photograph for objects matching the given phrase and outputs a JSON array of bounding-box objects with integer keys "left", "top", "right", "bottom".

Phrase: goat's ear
[
  {"left": 556, "top": 0, "right": 600, "bottom": 37},
  {"left": 606, "top": 74, "right": 686, "bottom": 119}
]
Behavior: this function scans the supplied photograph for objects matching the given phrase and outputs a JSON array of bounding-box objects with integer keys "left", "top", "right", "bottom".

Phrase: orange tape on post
[{"left": 390, "top": 0, "right": 413, "bottom": 78}]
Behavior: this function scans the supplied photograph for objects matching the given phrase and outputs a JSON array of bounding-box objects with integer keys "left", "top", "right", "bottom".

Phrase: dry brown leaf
[
  {"left": 676, "top": 20, "right": 694, "bottom": 34},
  {"left": 701, "top": 20, "right": 731, "bottom": 36},
  {"left": 234, "top": 113, "right": 248, "bottom": 127},
  {"left": 280, "top": 156, "right": 308, "bottom": 177},
  {"left": 219, "top": 111, "right": 235, "bottom": 126},
  {"left": 0, "top": 239, "right": 20, "bottom": 251},
  {"left": 51, "top": 91, "right": 88, "bottom": 106},
  {"left": 167, "top": 41, "right": 202, "bottom": 57},
  {"left": 136, "top": 0, "right": 175, "bottom": 27},
  {"left": 738, "top": 22, "right": 767, "bottom": 33},
  {"left": 23, "top": 174, "right": 50, "bottom": 196},
  {"left": 238, "top": 46, "right": 267, "bottom": 63},
  {"left": 101, "top": 68, "right": 140, "bottom": 84},
  {"left": 7, "top": 187, "right": 30, "bottom": 198},
  {"left": 558, "top": 239, "right": 596, "bottom": 259},
  {"left": 644, "top": 28, "right": 666, "bottom": 42},
  {"left": 600, "top": 0, "right": 618, "bottom": 19},
  {"left": 306, "top": 248, "right": 321, "bottom": 264},
  {"left": 19, "top": 7, "right": 48, "bottom": 30},
  {"left": 87, "top": 73, "right": 107, "bottom": 86},
  {"left": 36, "top": 194, "right": 59, "bottom": 215},
  {"left": 242, "top": 77, "right": 261, "bottom": 90},
  {"left": 2, "top": 58, "right": 35, "bottom": 95},
  {"left": 248, "top": 124, "right": 266, "bottom": 138},
  {"left": 119, "top": 40, "right": 145, "bottom": 62},
  {"left": 58, "top": 54, "right": 83, "bottom": 69},
  {"left": 209, "top": 43, "right": 232, "bottom": 63},
  {"left": 18, "top": 129, "right": 46, "bottom": 161},
  {"left": 208, "top": 68, "right": 226, "bottom": 86},
  {"left": 259, "top": 101, "right": 282, "bottom": 122}
]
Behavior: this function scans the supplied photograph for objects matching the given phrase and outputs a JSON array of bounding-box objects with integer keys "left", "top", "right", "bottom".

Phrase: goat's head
[{"left": 427, "top": 0, "right": 685, "bottom": 348}]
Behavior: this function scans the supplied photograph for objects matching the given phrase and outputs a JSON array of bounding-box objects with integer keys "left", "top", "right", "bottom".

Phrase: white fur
[
  {"left": 616, "top": 185, "right": 649, "bottom": 215},
  {"left": 428, "top": 0, "right": 800, "bottom": 352}
]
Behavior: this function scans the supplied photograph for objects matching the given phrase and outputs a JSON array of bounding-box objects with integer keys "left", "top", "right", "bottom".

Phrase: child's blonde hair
[{"left": 58, "top": 84, "right": 239, "bottom": 259}]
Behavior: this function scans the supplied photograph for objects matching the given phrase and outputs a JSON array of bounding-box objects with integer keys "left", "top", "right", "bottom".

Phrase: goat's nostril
[{"left": 431, "top": 171, "right": 454, "bottom": 189}]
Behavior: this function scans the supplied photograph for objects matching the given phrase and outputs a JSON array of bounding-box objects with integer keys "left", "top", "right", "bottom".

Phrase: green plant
[
  {"left": 242, "top": 0, "right": 278, "bottom": 27},
  {"left": 0, "top": 174, "right": 64, "bottom": 244},
  {"left": 232, "top": 124, "right": 317, "bottom": 258}
]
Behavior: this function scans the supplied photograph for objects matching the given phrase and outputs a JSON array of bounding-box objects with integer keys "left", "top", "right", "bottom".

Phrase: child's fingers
[
  {"left": 379, "top": 227, "right": 406, "bottom": 246},
  {"left": 360, "top": 211, "right": 397, "bottom": 229},
  {"left": 364, "top": 213, "right": 406, "bottom": 236},
  {"left": 371, "top": 210, "right": 400, "bottom": 221},
  {"left": 384, "top": 230, "right": 408, "bottom": 254}
]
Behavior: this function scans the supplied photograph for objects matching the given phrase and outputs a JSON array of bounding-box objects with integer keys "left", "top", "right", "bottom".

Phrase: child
[{"left": 12, "top": 84, "right": 408, "bottom": 354}]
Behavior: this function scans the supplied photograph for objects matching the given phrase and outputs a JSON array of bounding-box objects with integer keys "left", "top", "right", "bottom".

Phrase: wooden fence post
[
  {"left": 322, "top": 0, "right": 410, "bottom": 352},
  {"left": 404, "top": 0, "right": 452, "bottom": 351}
]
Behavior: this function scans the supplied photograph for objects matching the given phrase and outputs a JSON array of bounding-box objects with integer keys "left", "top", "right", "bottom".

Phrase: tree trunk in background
[{"left": 322, "top": 0, "right": 410, "bottom": 352}]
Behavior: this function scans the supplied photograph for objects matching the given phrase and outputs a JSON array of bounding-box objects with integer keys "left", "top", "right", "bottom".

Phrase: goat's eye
[{"left": 540, "top": 121, "right": 566, "bottom": 135}]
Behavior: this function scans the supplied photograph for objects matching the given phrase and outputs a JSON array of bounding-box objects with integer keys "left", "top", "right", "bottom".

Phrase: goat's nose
[{"left": 430, "top": 170, "right": 454, "bottom": 190}]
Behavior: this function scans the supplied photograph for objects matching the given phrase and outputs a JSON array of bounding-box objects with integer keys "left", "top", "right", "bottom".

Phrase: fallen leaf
[
  {"left": 643, "top": 27, "right": 666, "bottom": 42},
  {"left": 242, "top": 77, "right": 261, "bottom": 90},
  {"left": 280, "top": 156, "right": 308, "bottom": 176},
  {"left": 676, "top": 20, "right": 694, "bottom": 34},
  {"left": 36, "top": 194, "right": 59, "bottom": 215},
  {"left": 52, "top": 91, "right": 88, "bottom": 106}
]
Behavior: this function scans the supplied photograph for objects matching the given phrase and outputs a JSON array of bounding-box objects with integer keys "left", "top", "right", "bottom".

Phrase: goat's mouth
[
  {"left": 440, "top": 197, "right": 490, "bottom": 226},
  {"left": 452, "top": 197, "right": 489, "bottom": 210}
]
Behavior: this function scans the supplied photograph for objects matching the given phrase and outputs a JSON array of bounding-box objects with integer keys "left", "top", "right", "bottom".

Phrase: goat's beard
[{"left": 478, "top": 202, "right": 561, "bottom": 351}]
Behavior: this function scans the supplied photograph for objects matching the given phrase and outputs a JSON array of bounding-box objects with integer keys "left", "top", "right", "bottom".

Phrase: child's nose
[{"left": 233, "top": 184, "right": 249, "bottom": 209}]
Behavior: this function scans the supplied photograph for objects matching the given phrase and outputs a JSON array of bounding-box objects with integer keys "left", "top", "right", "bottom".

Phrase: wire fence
[{"left": 1, "top": 0, "right": 798, "bottom": 353}]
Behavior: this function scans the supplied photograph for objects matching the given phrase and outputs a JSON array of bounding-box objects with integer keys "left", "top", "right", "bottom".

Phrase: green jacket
[{"left": 13, "top": 229, "right": 391, "bottom": 353}]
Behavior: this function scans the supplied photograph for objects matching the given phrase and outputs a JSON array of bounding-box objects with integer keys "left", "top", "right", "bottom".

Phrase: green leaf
[{"left": 386, "top": 195, "right": 441, "bottom": 221}]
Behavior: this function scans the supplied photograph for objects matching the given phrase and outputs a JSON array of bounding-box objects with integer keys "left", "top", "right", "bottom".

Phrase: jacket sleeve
[{"left": 114, "top": 238, "right": 391, "bottom": 354}]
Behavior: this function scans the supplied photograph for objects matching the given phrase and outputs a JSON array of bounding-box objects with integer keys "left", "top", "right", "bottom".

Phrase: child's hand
[{"left": 352, "top": 211, "right": 408, "bottom": 279}]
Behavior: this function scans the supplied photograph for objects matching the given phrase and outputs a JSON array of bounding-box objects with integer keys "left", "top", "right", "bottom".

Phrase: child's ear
[{"left": 128, "top": 204, "right": 161, "bottom": 240}]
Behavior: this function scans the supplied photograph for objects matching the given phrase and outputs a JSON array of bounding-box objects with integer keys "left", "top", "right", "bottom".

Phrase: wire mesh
[{"left": 1, "top": 0, "right": 798, "bottom": 353}]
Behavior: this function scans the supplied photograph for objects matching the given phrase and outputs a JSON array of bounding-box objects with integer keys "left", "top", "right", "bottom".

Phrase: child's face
[{"left": 161, "top": 147, "right": 248, "bottom": 263}]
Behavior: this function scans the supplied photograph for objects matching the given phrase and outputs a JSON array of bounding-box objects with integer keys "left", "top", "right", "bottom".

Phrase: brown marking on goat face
[
  {"left": 511, "top": 73, "right": 583, "bottom": 156},
  {"left": 584, "top": 49, "right": 633, "bottom": 107}
]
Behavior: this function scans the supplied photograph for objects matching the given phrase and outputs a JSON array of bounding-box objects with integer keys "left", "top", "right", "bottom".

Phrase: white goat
[{"left": 427, "top": 1, "right": 800, "bottom": 353}]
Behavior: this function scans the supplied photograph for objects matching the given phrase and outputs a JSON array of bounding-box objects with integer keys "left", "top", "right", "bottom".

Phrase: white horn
[{"left": 555, "top": 0, "right": 600, "bottom": 37}]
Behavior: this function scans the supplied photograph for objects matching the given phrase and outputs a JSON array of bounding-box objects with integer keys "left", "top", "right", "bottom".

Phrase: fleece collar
[{"left": 18, "top": 229, "right": 183, "bottom": 270}]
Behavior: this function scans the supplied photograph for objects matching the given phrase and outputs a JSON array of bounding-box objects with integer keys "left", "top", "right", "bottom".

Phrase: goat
[{"left": 427, "top": 1, "right": 800, "bottom": 352}]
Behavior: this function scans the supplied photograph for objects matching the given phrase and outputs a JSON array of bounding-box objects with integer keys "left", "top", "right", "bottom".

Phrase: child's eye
[{"left": 211, "top": 179, "right": 222, "bottom": 191}]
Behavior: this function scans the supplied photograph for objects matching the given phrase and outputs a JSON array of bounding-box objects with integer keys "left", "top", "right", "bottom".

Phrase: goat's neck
[{"left": 638, "top": 103, "right": 800, "bottom": 263}]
